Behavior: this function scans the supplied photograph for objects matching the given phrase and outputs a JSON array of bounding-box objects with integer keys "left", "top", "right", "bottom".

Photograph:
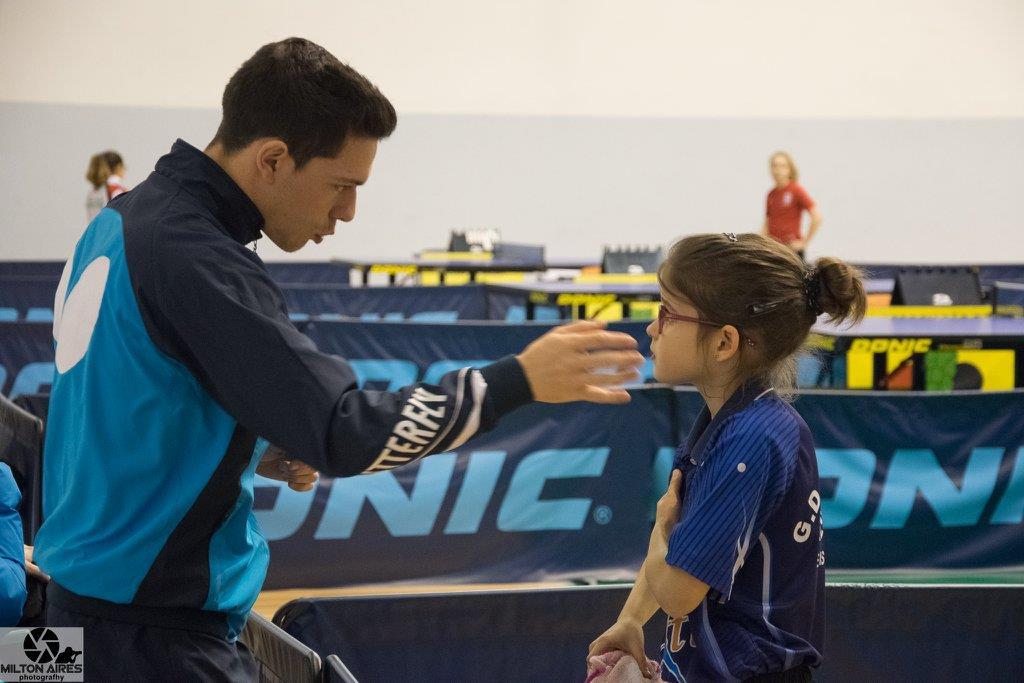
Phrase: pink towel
[{"left": 585, "top": 650, "right": 662, "bottom": 683}]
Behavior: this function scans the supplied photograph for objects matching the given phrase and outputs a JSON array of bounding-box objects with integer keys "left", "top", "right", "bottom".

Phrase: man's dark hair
[{"left": 212, "top": 37, "right": 397, "bottom": 168}]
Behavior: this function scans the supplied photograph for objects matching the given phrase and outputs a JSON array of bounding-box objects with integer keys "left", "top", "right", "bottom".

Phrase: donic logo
[
  {"left": 816, "top": 447, "right": 1024, "bottom": 529},
  {"left": 255, "top": 448, "right": 611, "bottom": 540},
  {"left": 254, "top": 446, "right": 1024, "bottom": 541}
]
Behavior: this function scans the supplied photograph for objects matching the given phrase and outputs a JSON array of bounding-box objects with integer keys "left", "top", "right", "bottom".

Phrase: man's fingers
[
  {"left": 582, "top": 386, "right": 632, "bottom": 404},
  {"left": 586, "top": 370, "right": 642, "bottom": 386},
  {"left": 557, "top": 319, "right": 608, "bottom": 334},
  {"left": 280, "top": 460, "right": 317, "bottom": 472},
  {"left": 567, "top": 330, "right": 639, "bottom": 351},
  {"left": 268, "top": 460, "right": 319, "bottom": 491},
  {"left": 26, "top": 561, "right": 49, "bottom": 582},
  {"left": 518, "top": 322, "right": 644, "bottom": 404},
  {"left": 284, "top": 463, "right": 319, "bottom": 484},
  {"left": 585, "top": 350, "right": 645, "bottom": 370}
]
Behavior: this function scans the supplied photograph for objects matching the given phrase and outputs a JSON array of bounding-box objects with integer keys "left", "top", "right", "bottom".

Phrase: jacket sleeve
[
  {"left": 0, "top": 465, "right": 26, "bottom": 627},
  {"left": 134, "top": 217, "right": 533, "bottom": 477}
]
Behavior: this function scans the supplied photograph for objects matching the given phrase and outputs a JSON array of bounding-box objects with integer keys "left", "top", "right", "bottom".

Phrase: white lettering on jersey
[
  {"left": 366, "top": 387, "right": 449, "bottom": 473},
  {"left": 793, "top": 489, "right": 821, "bottom": 543}
]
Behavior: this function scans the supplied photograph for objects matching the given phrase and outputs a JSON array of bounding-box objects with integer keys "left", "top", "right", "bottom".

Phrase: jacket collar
[{"left": 154, "top": 139, "right": 264, "bottom": 245}]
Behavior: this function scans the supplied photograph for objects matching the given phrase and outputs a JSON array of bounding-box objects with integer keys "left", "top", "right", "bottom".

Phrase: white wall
[
  {"left": 1, "top": 0, "right": 1022, "bottom": 263},
  {"left": 4, "top": 0, "right": 1022, "bottom": 117}
]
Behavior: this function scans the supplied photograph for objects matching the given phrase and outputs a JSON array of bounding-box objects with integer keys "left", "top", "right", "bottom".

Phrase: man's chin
[{"left": 263, "top": 235, "right": 305, "bottom": 253}]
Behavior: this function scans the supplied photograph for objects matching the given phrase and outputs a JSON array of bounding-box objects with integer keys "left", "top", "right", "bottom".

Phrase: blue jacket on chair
[{"left": 0, "top": 463, "right": 26, "bottom": 626}]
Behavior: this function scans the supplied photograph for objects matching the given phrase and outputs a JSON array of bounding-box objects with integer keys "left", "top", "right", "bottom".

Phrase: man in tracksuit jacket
[{"left": 35, "top": 37, "right": 643, "bottom": 679}]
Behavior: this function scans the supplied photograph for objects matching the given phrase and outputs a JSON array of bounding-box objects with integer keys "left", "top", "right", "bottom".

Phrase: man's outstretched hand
[{"left": 517, "top": 320, "right": 645, "bottom": 404}]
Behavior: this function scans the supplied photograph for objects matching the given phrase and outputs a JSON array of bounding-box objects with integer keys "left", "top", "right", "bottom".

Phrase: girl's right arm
[
  {"left": 587, "top": 556, "right": 661, "bottom": 676},
  {"left": 617, "top": 556, "right": 661, "bottom": 625}
]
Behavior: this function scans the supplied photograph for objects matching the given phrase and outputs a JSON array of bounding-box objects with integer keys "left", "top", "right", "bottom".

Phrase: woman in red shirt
[{"left": 760, "top": 151, "right": 822, "bottom": 260}]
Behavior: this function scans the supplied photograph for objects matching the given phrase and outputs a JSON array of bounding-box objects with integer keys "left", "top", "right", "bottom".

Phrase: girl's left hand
[{"left": 654, "top": 469, "right": 683, "bottom": 542}]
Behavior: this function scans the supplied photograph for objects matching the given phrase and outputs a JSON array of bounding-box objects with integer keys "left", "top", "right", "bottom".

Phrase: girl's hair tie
[{"left": 803, "top": 269, "right": 824, "bottom": 316}]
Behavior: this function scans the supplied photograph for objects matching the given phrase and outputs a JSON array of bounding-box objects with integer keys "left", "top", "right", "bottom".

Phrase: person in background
[
  {"left": 760, "top": 151, "right": 822, "bottom": 260},
  {"left": 84, "top": 150, "right": 129, "bottom": 221},
  {"left": 102, "top": 150, "right": 129, "bottom": 200},
  {"left": 84, "top": 153, "right": 110, "bottom": 221}
]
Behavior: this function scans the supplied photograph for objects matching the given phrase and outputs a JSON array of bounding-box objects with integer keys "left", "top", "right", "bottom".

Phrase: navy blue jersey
[
  {"left": 35, "top": 140, "right": 532, "bottom": 639},
  {"left": 660, "top": 384, "right": 825, "bottom": 681}
]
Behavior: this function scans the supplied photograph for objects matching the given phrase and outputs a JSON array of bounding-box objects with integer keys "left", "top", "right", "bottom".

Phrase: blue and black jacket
[{"left": 35, "top": 140, "right": 533, "bottom": 639}]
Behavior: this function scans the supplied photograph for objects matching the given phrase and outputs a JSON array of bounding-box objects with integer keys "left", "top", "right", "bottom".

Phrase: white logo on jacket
[{"left": 53, "top": 256, "right": 110, "bottom": 374}]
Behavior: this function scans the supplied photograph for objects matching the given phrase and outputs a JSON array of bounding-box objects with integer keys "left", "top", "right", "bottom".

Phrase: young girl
[
  {"left": 589, "top": 233, "right": 865, "bottom": 681},
  {"left": 84, "top": 153, "right": 110, "bottom": 221},
  {"left": 101, "top": 150, "right": 128, "bottom": 201},
  {"left": 84, "top": 151, "right": 128, "bottom": 222},
  {"left": 760, "top": 152, "right": 822, "bottom": 261}
]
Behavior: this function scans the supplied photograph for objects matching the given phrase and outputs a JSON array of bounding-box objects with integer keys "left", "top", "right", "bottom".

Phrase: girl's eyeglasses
[
  {"left": 657, "top": 304, "right": 725, "bottom": 335},
  {"left": 657, "top": 304, "right": 756, "bottom": 347}
]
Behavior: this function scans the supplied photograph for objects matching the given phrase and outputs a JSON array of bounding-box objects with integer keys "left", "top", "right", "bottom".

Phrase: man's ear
[{"left": 254, "top": 140, "right": 291, "bottom": 183}]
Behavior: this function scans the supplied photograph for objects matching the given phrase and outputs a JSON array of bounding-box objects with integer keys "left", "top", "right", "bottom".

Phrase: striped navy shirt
[{"left": 660, "top": 383, "right": 825, "bottom": 682}]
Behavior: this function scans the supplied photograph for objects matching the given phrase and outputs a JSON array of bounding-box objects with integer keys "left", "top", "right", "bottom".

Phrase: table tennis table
[
  {"left": 814, "top": 315, "right": 1024, "bottom": 339},
  {"left": 334, "top": 257, "right": 595, "bottom": 285},
  {"left": 489, "top": 278, "right": 898, "bottom": 320},
  {"left": 811, "top": 315, "right": 1024, "bottom": 390}
]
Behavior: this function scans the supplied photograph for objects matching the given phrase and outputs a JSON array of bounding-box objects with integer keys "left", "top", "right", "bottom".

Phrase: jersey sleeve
[
  {"left": 794, "top": 184, "right": 815, "bottom": 210},
  {"left": 665, "top": 422, "right": 776, "bottom": 599},
  {"left": 135, "top": 216, "right": 533, "bottom": 478}
]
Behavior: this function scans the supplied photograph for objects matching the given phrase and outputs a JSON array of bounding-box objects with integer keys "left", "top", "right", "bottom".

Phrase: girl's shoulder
[{"left": 712, "top": 395, "right": 803, "bottom": 451}]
